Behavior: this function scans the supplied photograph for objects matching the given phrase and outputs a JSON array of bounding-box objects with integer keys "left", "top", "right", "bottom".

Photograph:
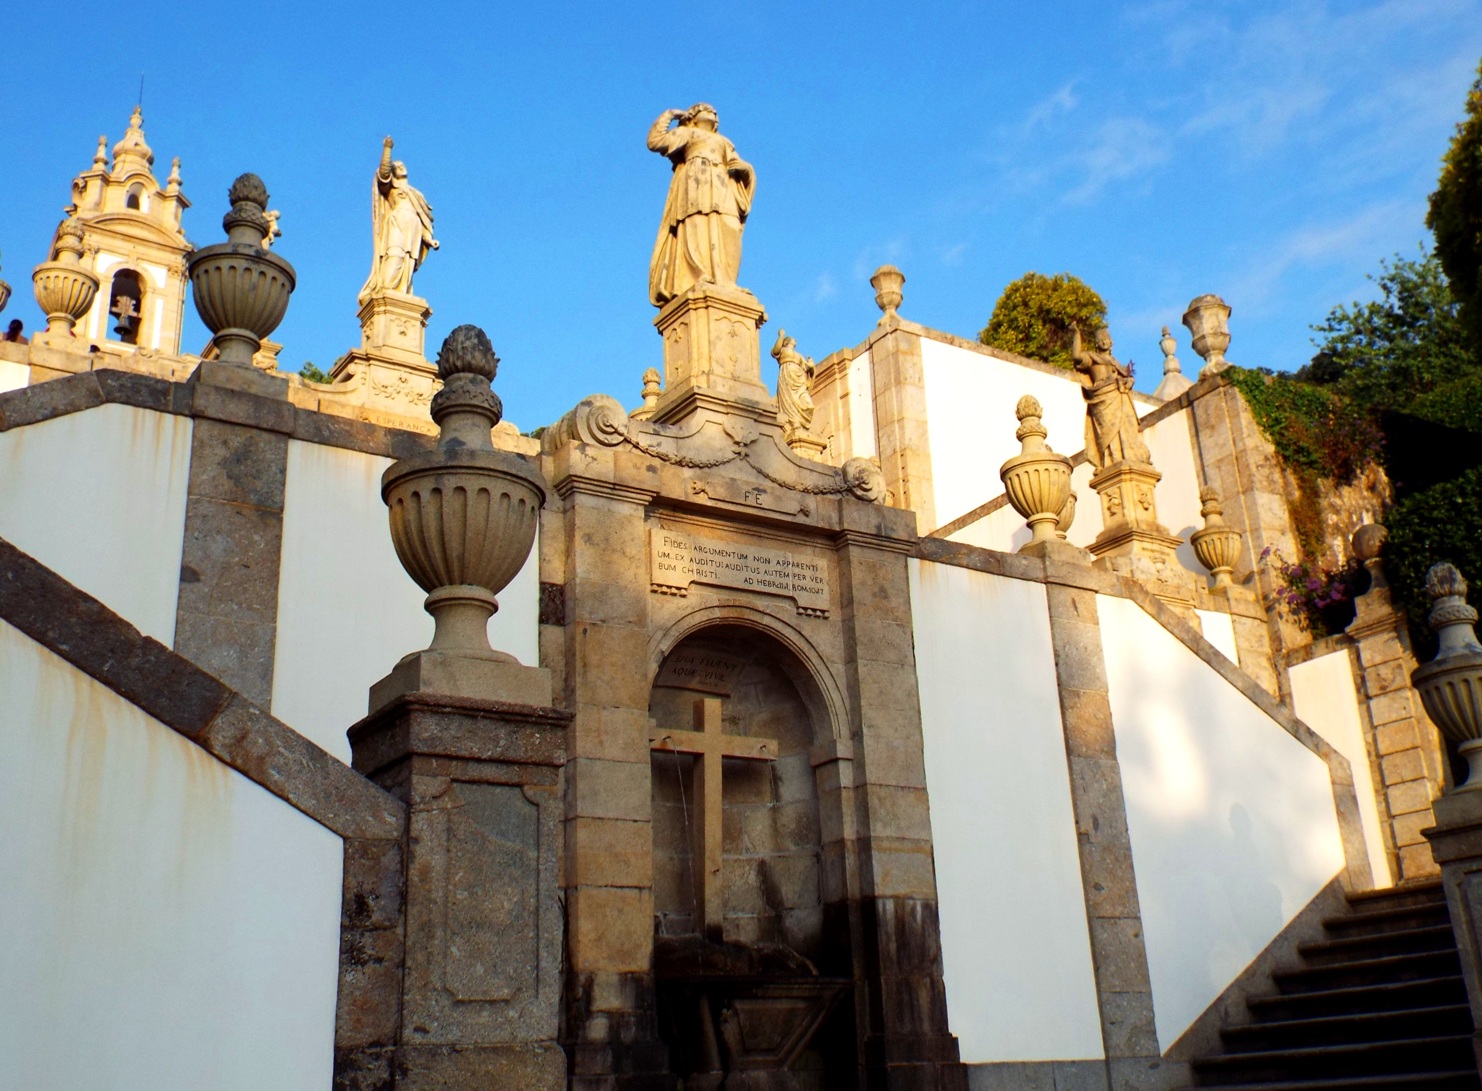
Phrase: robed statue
[
  {"left": 771, "top": 329, "right": 816, "bottom": 439},
  {"left": 1069, "top": 325, "right": 1150, "bottom": 469},
  {"left": 647, "top": 104, "right": 755, "bottom": 306},
  {"left": 360, "top": 137, "right": 438, "bottom": 302}
]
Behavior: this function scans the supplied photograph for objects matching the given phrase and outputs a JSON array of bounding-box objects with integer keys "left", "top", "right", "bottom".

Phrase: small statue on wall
[
  {"left": 771, "top": 328, "right": 815, "bottom": 440},
  {"left": 1069, "top": 324, "right": 1150, "bottom": 469},
  {"left": 359, "top": 136, "right": 438, "bottom": 302}
]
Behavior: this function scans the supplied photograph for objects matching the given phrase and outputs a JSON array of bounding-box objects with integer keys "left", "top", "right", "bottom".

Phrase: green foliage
[
  {"left": 1383, "top": 465, "right": 1482, "bottom": 656},
  {"left": 1302, "top": 252, "right": 1474, "bottom": 413},
  {"left": 1428, "top": 58, "right": 1482, "bottom": 343},
  {"left": 1226, "top": 366, "right": 1383, "bottom": 563},
  {"left": 1224, "top": 367, "right": 1382, "bottom": 483},
  {"left": 299, "top": 361, "right": 331, "bottom": 383},
  {"left": 1406, "top": 371, "right": 1482, "bottom": 433},
  {"left": 979, "top": 272, "right": 1108, "bottom": 369}
]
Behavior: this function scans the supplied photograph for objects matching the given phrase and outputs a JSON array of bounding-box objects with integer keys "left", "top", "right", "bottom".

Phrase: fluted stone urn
[
  {"left": 1190, "top": 486, "right": 1242, "bottom": 587},
  {"left": 1000, "top": 395, "right": 1073, "bottom": 546},
  {"left": 1412, "top": 563, "right": 1482, "bottom": 792},
  {"left": 1182, "top": 294, "right": 1232, "bottom": 377},
  {"left": 870, "top": 265, "right": 905, "bottom": 320},
  {"left": 383, "top": 325, "right": 546, "bottom": 663},
  {"left": 32, "top": 219, "right": 99, "bottom": 344},
  {"left": 187, "top": 174, "right": 295, "bottom": 366}
]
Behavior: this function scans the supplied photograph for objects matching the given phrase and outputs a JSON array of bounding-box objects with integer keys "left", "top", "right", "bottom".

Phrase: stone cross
[{"left": 650, "top": 696, "right": 777, "bottom": 939}]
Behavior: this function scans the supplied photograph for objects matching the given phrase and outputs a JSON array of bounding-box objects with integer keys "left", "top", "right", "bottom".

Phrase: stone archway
[{"left": 647, "top": 622, "right": 853, "bottom": 1089}]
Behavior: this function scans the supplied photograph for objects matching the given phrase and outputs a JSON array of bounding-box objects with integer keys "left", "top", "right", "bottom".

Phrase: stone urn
[
  {"left": 187, "top": 173, "right": 296, "bottom": 366},
  {"left": 1190, "top": 485, "right": 1242, "bottom": 587},
  {"left": 1352, "top": 523, "right": 1388, "bottom": 589},
  {"left": 1000, "top": 395, "right": 1073, "bottom": 546},
  {"left": 382, "top": 325, "right": 546, "bottom": 660},
  {"left": 870, "top": 265, "right": 905, "bottom": 320},
  {"left": 1182, "top": 294, "right": 1232, "bottom": 377},
  {"left": 1412, "top": 563, "right": 1482, "bottom": 791},
  {"left": 32, "top": 219, "right": 99, "bottom": 344}
]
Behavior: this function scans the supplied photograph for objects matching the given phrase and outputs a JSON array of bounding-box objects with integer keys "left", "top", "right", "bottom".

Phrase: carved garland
[{"left": 552, "top": 394, "right": 885, "bottom": 503}]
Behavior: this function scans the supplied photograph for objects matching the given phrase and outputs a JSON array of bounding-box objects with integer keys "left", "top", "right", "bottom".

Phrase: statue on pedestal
[
  {"left": 1069, "top": 324, "right": 1150, "bottom": 468},
  {"left": 771, "top": 329, "right": 815, "bottom": 439},
  {"left": 360, "top": 136, "right": 438, "bottom": 302},
  {"left": 647, "top": 104, "right": 755, "bottom": 306}
]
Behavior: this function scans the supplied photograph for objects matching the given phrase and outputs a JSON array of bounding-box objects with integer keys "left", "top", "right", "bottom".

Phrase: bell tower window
[
  {"left": 125, "top": 184, "right": 143, "bottom": 210},
  {"left": 109, "top": 270, "right": 143, "bottom": 345}
]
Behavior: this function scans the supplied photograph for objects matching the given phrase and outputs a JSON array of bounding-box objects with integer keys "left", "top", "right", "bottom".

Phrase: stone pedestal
[
  {"left": 331, "top": 290, "right": 438, "bottom": 415},
  {"left": 1423, "top": 791, "right": 1482, "bottom": 1068},
  {"left": 1348, "top": 588, "right": 1445, "bottom": 883},
  {"left": 651, "top": 284, "right": 772, "bottom": 423},
  {"left": 785, "top": 430, "right": 829, "bottom": 460},
  {"left": 1088, "top": 459, "right": 1195, "bottom": 612},
  {"left": 349, "top": 683, "right": 570, "bottom": 1091}
]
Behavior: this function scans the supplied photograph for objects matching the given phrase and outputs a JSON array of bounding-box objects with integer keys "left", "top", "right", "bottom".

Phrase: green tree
[
  {"left": 1302, "top": 252, "right": 1474, "bottom": 416},
  {"left": 1428, "top": 57, "right": 1482, "bottom": 343},
  {"left": 979, "top": 272, "right": 1107, "bottom": 369},
  {"left": 299, "top": 361, "right": 331, "bottom": 383}
]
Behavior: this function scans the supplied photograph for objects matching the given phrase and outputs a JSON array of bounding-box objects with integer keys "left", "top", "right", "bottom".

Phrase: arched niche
[
  {"left": 648, "top": 621, "right": 837, "bottom": 963},
  {"left": 108, "top": 269, "right": 143, "bottom": 344}
]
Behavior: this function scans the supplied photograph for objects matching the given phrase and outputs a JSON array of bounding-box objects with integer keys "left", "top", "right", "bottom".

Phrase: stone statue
[
  {"left": 1069, "top": 324, "right": 1150, "bottom": 469},
  {"left": 647, "top": 104, "right": 755, "bottom": 306},
  {"left": 262, "top": 209, "right": 282, "bottom": 249},
  {"left": 771, "top": 329, "right": 815, "bottom": 438},
  {"left": 360, "top": 136, "right": 438, "bottom": 302}
]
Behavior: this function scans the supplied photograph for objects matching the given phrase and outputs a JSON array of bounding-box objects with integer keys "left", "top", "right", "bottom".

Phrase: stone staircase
[{"left": 1188, "top": 882, "right": 1481, "bottom": 1090}]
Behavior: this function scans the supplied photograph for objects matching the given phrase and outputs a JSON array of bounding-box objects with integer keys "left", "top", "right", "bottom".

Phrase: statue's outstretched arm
[{"left": 647, "top": 110, "right": 686, "bottom": 154}]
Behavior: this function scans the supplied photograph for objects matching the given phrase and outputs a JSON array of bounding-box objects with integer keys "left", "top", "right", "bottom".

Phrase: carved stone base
[
  {"left": 348, "top": 692, "right": 572, "bottom": 1091},
  {"left": 331, "top": 290, "right": 438, "bottom": 416},
  {"left": 652, "top": 284, "right": 773, "bottom": 424},
  {"left": 369, "top": 649, "right": 553, "bottom": 712},
  {"left": 1088, "top": 459, "right": 1195, "bottom": 612},
  {"left": 784, "top": 431, "right": 829, "bottom": 461}
]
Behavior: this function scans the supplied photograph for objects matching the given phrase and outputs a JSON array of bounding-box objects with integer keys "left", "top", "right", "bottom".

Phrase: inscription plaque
[
  {"left": 653, "top": 648, "right": 746, "bottom": 694},
  {"left": 650, "top": 528, "right": 830, "bottom": 616}
]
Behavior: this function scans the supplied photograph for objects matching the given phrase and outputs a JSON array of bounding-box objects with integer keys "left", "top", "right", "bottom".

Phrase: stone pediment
[
  {"left": 83, "top": 211, "right": 190, "bottom": 250},
  {"left": 544, "top": 393, "right": 886, "bottom": 513}
]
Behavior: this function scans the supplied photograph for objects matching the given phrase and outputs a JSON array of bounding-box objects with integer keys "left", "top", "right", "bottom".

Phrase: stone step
[
  {"left": 1188, "top": 1070, "right": 1481, "bottom": 1091},
  {"left": 1192, "top": 1033, "right": 1475, "bottom": 1083},
  {"left": 1297, "top": 924, "right": 1457, "bottom": 966},
  {"left": 1219, "top": 1003, "right": 1473, "bottom": 1052},
  {"left": 1322, "top": 901, "right": 1452, "bottom": 940},
  {"left": 1344, "top": 882, "right": 1447, "bottom": 914},
  {"left": 1272, "top": 949, "right": 1461, "bottom": 994},
  {"left": 1247, "top": 975, "right": 1467, "bottom": 1021}
]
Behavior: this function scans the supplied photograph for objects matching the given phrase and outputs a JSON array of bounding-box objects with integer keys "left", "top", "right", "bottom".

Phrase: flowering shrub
[{"left": 1261, "top": 546, "right": 1367, "bottom": 636}]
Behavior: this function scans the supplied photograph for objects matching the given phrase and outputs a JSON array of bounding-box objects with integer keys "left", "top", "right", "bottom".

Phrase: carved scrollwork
[{"left": 843, "top": 457, "right": 886, "bottom": 503}]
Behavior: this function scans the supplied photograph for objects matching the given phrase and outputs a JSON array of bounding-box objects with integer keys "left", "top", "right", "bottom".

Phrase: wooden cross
[{"left": 650, "top": 696, "right": 778, "bottom": 940}]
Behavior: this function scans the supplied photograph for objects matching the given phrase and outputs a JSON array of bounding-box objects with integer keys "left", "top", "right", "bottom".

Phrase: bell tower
[{"left": 56, "top": 106, "right": 192, "bottom": 360}]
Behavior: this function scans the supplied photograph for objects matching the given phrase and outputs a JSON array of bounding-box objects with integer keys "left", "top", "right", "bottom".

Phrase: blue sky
[{"left": 4, "top": 1, "right": 1479, "bottom": 431}]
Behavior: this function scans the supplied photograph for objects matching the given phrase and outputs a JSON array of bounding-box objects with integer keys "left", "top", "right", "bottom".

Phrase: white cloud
[
  {"left": 1063, "top": 117, "right": 1171, "bottom": 205},
  {"left": 1022, "top": 81, "right": 1079, "bottom": 133},
  {"left": 813, "top": 272, "right": 837, "bottom": 302},
  {"left": 940, "top": 242, "right": 968, "bottom": 267}
]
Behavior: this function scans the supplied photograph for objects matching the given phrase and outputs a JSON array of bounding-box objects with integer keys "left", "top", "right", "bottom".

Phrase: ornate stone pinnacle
[
  {"left": 187, "top": 173, "right": 296, "bottom": 366},
  {"left": 1190, "top": 484, "right": 1242, "bottom": 587},
  {"left": 222, "top": 173, "right": 270, "bottom": 244},
  {"left": 870, "top": 265, "right": 905, "bottom": 320},
  {"left": 1160, "top": 326, "right": 1181, "bottom": 376},
  {"left": 1413, "top": 562, "right": 1482, "bottom": 792},
  {"left": 1014, "top": 395, "right": 1048, "bottom": 448},
  {"left": 1183, "top": 294, "right": 1232, "bottom": 378},
  {"left": 1001, "top": 393, "right": 1072, "bottom": 546},
  {"left": 32, "top": 217, "right": 99, "bottom": 344},
  {"left": 430, "top": 324, "right": 503, "bottom": 445}
]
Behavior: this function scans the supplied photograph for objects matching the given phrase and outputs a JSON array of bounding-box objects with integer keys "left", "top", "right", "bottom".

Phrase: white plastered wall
[
  {"left": 273, "top": 438, "right": 541, "bottom": 762},
  {"left": 1194, "top": 609, "right": 1239, "bottom": 663},
  {"left": 1141, "top": 407, "right": 1206, "bottom": 576},
  {"left": 921, "top": 338, "right": 1092, "bottom": 531},
  {"left": 909, "top": 559, "right": 1104, "bottom": 1063},
  {"left": 0, "top": 619, "right": 343, "bottom": 1090},
  {"left": 0, "top": 403, "right": 191, "bottom": 644},
  {"left": 0, "top": 360, "right": 28, "bottom": 393},
  {"left": 1290, "top": 651, "right": 1389, "bottom": 886},
  {"left": 1099, "top": 595, "right": 1346, "bottom": 1048}
]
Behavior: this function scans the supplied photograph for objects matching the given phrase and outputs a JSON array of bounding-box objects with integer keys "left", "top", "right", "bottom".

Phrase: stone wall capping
[{"left": 0, "top": 534, "right": 404, "bottom": 842}]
